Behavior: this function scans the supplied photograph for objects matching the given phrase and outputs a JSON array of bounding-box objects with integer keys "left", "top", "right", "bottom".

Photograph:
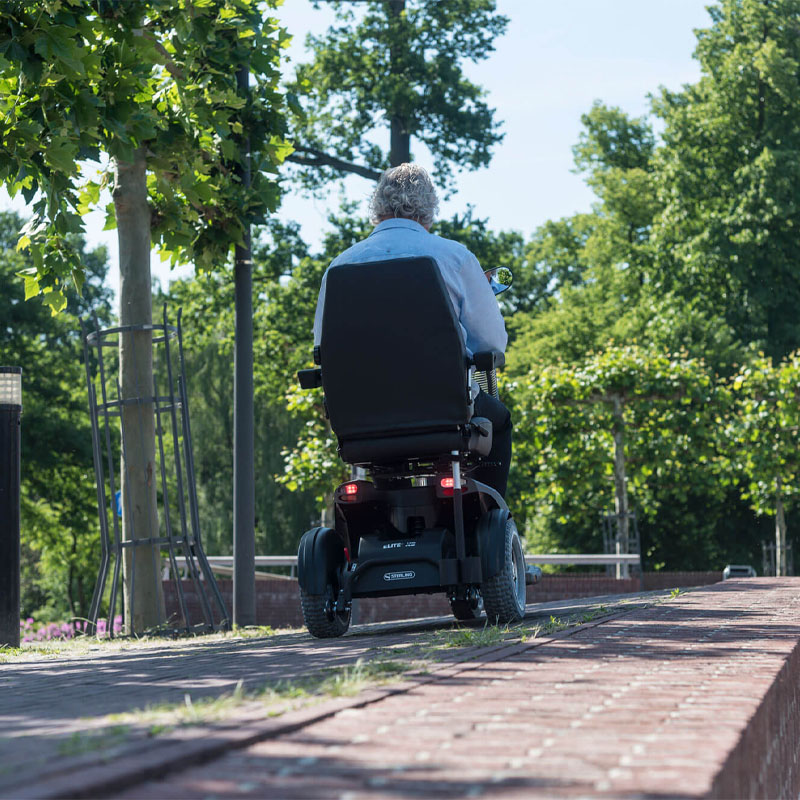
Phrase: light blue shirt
[{"left": 313, "top": 218, "right": 508, "bottom": 360}]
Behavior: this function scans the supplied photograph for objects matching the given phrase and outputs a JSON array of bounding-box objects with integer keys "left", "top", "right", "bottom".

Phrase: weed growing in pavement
[
  {"left": 229, "top": 625, "right": 277, "bottom": 639},
  {"left": 669, "top": 587, "right": 683, "bottom": 599},
  {"left": 0, "top": 623, "right": 296, "bottom": 663},
  {"left": 57, "top": 725, "right": 130, "bottom": 757},
  {"left": 318, "top": 659, "right": 408, "bottom": 697},
  {"left": 579, "top": 605, "right": 610, "bottom": 623},
  {"left": 430, "top": 622, "right": 511, "bottom": 650},
  {"left": 109, "top": 657, "right": 413, "bottom": 734},
  {"left": 519, "top": 605, "right": 613, "bottom": 641},
  {"left": 0, "top": 643, "right": 68, "bottom": 662},
  {"left": 411, "top": 604, "right": 619, "bottom": 651}
]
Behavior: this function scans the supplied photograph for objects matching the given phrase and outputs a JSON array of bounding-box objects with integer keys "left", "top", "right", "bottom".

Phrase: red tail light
[
  {"left": 343, "top": 483, "right": 358, "bottom": 495},
  {"left": 440, "top": 477, "right": 454, "bottom": 488}
]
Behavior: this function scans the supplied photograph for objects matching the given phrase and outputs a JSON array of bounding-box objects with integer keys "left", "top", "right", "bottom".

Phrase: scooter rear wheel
[
  {"left": 301, "top": 585, "right": 351, "bottom": 638},
  {"left": 482, "top": 516, "right": 526, "bottom": 624}
]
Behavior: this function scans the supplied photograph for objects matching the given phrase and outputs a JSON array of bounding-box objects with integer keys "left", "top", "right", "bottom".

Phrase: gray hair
[{"left": 368, "top": 163, "right": 439, "bottom": 227}]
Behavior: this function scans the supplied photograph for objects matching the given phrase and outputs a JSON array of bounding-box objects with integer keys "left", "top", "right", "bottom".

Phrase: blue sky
[{"left": 1, "top": 0, "right": 712, "bottom": 303}]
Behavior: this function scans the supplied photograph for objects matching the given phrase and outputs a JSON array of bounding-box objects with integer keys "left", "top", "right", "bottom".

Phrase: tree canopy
[
  {"left": 0, "top": 210, "right": 112, "bottom": 620},
  {"left": 508, "top": 347, "right": 726, "bottom": 566},
  {"left": 0, "top": 0, "right": 291, "bottom": 310},
  {"left": 286, "top": 0, "right": 507, "bottom": 189},
  {"left": 652, "top": 0, "right": 800, "bottom": 361}
]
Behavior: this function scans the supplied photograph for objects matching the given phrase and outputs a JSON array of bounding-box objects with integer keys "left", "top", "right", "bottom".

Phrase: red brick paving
[
  {"left": 120, "top": 579, "right": 800, "bottom": 799},
  {"left": 1, "top": 594, "right": 631, "bottom": 799},
  {"left": 170, "top": 572, "right": 723, "bottom": 628}
]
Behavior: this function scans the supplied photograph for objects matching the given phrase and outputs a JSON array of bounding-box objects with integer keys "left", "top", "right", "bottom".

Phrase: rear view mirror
[{"left": 484, "top": 267, "right": 513, "bottom": 295}]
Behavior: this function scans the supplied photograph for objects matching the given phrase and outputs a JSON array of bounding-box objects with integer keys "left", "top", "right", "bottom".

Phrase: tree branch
[
  {"left": 286, "top": 145, "right": 382, "bottom": 181},
  {"left": 134, "top": 28, "right": 184, "bottom": 80}
]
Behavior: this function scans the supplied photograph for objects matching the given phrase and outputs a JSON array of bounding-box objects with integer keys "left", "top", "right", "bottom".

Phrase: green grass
[
  {"left": 57, "top": 725, "right": 130, "bottom": 757},
  {"left": 0, "top": 624, "right": 288, "bottom": 663},
  {"left": 429, "top": 622, "right": 511, "bottom": 650},
  {"left": 518, "top": 605, "right": 613, "bottom": 641},
  {"left": 110, "top": 657, "right": 414, "bottom": 734},
  {"left": 317, "top": 658, "right": 408, "bottom": 696},
  {"left": 230, "top": 624, "right": 277, "bottom": 638},
  {"left": 0, "top": 642, "right": 77, "bottom": 662},
  {"left": 424, "top": 604, "right": 617, "bottom": 650}
]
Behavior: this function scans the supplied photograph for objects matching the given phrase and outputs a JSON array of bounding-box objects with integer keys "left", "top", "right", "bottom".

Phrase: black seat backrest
[{"left": 320, "top": 257, "right": 471, "bottom": 441}]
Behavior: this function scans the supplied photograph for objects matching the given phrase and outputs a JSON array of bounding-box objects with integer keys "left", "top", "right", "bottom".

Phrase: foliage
[
  {"left": 0, "top": 210, "right": 113, "bottom": 619},
  {"left": 726, "top": 353, "right": 800, "bottom": 518},
  {"left": 505, "top": 103, "right": 658, "bottom": 366},
  {"left": 508, "top": 346, "right": 728, "bottom": 568},
  {"left": 19, "top": 615, "right": 123, "bottom": 642},
  {"left": 509, "top": 214, "right": 594, "bottom": 319},
  {"left": 509, "top": 267, "right": 743, "bottom": 377},
  {"left": 0, "top": 0, "right": 291, "bottom": 309},
  {"left": 286, "top": 0, "right": 508, "bottom": 188},
  {"left": 229, "top": 1, "right": 800, "bottom": 572},
  {"left": 156, "top": 223, "right": 327, "bottom": 555},
  {"left": 651, "top": 0, "right": 800, "bottom": 360},
  {"left": 507, "top": 101, "right": 743, "bottom": 375}
]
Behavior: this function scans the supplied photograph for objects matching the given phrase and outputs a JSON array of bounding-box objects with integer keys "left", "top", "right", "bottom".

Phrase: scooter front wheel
[
  {"left": 301, "top": 585, "right": 351, "bottom": 638},
  {"left": 450, "top": 592, "right": 484, "bottom": 621}
]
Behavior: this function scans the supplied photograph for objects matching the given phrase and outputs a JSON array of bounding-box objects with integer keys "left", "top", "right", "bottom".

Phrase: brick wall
[
  {"left": 709, "top": 603, "right": 800, "bottom": 798},
  {"left": 164, "top": 570, "right": 724, "bottom": 629},
  {"left": 642, "top": 570, "right": 722, "bottom": 590},
  {"left": 528, "top": 575, "right": 640, "bottom": 602}
]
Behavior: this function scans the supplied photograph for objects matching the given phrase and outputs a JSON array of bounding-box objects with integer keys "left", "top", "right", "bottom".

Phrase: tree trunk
[
  {"left": 388, "top": 0, "right": 410, "bottom": 167},
  {"left": 390, "top": 117, "right": 410, "bottom": 167},
  {"left": 114, "top": 149, "right": 165, "bottom": 632},
  {"left": 611, "top": 394, "right": 630, "bottom": 579},
  {"left": 776, "top": 476, "right": 787, "bottom": 577}
]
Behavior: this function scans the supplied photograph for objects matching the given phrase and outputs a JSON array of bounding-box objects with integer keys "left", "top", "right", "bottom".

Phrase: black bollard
[{"left": 0, "top": 367, "right": 22, "bottom": 648}]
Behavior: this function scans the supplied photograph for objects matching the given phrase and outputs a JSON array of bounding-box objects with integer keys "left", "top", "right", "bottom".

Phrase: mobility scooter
[{"left": 296, "top": 256, "right": 533, "bottom": 638}]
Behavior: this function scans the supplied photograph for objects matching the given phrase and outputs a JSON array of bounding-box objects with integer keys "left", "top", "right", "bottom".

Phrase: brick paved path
[
  {"left": 1, "top": 594, "right": 630, "bottom": 799},
  {"left": 116, "top": 579, "right": 800, "bottom": 799}
]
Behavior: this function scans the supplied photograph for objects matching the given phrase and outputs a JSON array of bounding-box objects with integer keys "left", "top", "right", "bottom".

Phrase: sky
[{"left": 0, "top": 0, "right": 712, "bottom": 306}]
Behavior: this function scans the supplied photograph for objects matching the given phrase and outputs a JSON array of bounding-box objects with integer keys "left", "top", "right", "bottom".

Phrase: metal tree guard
[
  {"left": 81, "top": 306, "right": 229, "bottom": 636},
  {"left": 602, "top": 510, "right": 641, "bottom": 579},
  {"left": 762, "top": 540, "right": 794, "bottom": 577}
]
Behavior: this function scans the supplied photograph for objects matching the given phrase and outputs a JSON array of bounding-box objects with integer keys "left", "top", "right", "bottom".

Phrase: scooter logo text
[{"left": 383, "top": 570, "right": 415, "bottom": 581}]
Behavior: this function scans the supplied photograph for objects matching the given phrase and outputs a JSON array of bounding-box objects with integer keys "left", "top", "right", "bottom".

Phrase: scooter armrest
[
  {"left": 471, "top": 351, "right": 505, "bottom": 371},
  {"left": 298, "top": 368, "right": 322, "bottom": 389}
]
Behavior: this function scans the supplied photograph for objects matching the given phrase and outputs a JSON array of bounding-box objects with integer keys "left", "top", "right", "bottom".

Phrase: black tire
[
  {"left": 450, "top": 593, "right": 484, "bottom": 621},
  {"left": 300, "top": 586, "right": 351, "bottom": 638},
  {"left": 482, "top": 517, "right": 526, "bottom": 624}
]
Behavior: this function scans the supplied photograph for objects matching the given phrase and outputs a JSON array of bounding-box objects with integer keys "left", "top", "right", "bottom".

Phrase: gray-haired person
[{"left": 313, "top": 163, "right": 512, "bottom": 497}]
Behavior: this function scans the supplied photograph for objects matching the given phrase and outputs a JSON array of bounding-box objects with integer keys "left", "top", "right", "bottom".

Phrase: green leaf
[
  {"left": 43, "top": 289, "right": 67, "bottom": 316},
  {"left": 102, "top": 202, "right": 116, "bottom": 231},
  {"left": 286, "top": 91, "right": 305, "bottom": 120},
  {"left": 45, "top": 138, "right": 79, "bottom": 175}
]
